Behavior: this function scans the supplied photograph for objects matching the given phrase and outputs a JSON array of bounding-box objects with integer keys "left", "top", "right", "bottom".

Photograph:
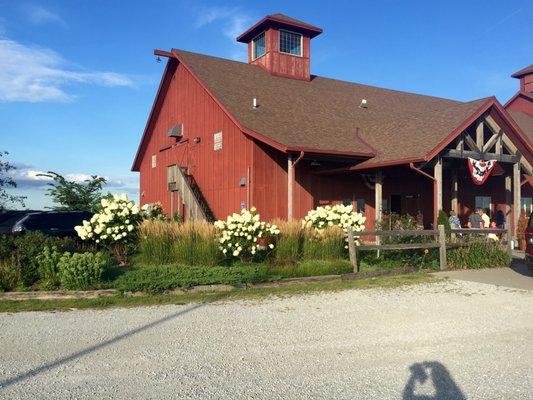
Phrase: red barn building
[{"left": 132, "top": 14, "right": 532, "bottom": 240}]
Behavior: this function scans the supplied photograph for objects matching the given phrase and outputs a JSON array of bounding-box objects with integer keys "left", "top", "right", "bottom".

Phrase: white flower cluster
[
  {"left": 75, "top": 194, "right": 145, "bottom": 244},
  {"left": 214, "top": 207, "right": 280, "bottom": 259},
  {"left": 303, "top": 204, "right": 366, "bottom": 235}
]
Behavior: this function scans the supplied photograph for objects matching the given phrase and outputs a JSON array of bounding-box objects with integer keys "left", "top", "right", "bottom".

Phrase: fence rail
[{"left": 346, "top": 226, "right": 512, "bottom": 273}]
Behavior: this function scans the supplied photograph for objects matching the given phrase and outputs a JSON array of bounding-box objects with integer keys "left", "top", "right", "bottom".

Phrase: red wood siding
[
  {"left": 506, "top": 94, "right": 533, "bottom": 116},
  {"left": 248, "top": 27, "right": 311, "bottom": 81},
  {"left": 139, "top": 62, "right": 253, "bottom": 219}
]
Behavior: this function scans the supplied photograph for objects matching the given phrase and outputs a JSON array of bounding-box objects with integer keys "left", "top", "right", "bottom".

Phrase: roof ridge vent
[{"left": 253, "top": 97, "right": 259, "bottom": 109}]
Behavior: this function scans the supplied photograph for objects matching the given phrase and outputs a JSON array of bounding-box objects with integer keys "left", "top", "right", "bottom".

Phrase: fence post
[
  {"left": 347, "top": 226, "right": 358, "bottom": 273},
  {"left": 506, "top": 228, "right": 513, "bottom": 257},
  {"left": 438, "top": 224, "right": 447, "bottom": 270}
]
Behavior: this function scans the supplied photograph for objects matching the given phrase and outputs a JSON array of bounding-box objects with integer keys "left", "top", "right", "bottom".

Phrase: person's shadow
[{"left": 402, "top": 361, "right": 466, "bottom": 400}]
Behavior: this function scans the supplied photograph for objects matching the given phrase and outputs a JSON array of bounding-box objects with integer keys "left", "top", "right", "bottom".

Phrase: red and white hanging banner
[{"left": 467, "top": 158, "right": 497, "bottom": 185}]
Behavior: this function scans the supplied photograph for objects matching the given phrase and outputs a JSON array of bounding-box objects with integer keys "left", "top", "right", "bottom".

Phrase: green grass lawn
[{"left": 0, "top": 272, "right": 436, "bottom": 313}]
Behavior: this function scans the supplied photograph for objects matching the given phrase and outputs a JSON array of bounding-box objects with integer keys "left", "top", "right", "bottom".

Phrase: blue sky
[{"left": 1, "top": 0, "right": 531, "bottom": 209}]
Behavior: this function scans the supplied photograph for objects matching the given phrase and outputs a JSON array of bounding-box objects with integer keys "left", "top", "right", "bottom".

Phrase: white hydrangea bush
[
  {"left": 75, "top": 194, "right": 146, "bottom": 264},
  {"left": 303, "top": 204, "right": 366, "bottom": 245},
  {"left": 214, "top": 207, "right": 280, "bottom": 261}
]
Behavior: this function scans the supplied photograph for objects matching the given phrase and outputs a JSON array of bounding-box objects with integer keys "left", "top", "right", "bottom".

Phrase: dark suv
[{"left": 12, "top": 211, "right": 92, "bottom": 237}]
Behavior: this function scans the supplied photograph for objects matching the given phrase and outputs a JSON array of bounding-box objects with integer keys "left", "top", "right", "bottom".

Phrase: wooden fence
[{"left": 346, "top": 225, "right": 512, "bottom": 273}]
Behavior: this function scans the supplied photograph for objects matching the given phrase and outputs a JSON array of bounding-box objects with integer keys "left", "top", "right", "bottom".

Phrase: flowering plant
[
  {"left": 75, "top": 194, "right": 145, "bottom": 264},
  {"left": 303, "top": 204, "right": 366, "bottom": 245},
  {"left": 214, "top": 207, "right": 280, "bottom": 261}
]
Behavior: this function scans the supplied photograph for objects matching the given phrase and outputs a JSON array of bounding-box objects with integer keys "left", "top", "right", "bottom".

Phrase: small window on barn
[
  {"left": 213, "top": 131, "right": 222, "bottom": 151},
  {"left": 151, "top": 154, "right": 157, "bottom": 168},
  {"left": 252, "top": 32, "right": 266, "bottom": 59},
  {"left": 279, "top": 30, "right": 302, "bottom": 56}
]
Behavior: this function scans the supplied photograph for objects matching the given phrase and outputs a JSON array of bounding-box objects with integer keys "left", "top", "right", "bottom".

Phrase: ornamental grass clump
[
  {"left": 271, "top": 219, "right": 303, "bottom": 263},
  {"left": 215, "top": 207, "right": 280, "bottom": 262},
  {"left": 138, "top": 220, "right": 220, "bottom": 266},
  {"left": 302, "top": 225, "right": 346, "bottom": 260},
  {"left": 75, "top": 194, "right": 144, "bottom": 265},
  {"left": 172, "top": 220, "right": 220, "bottom": 266}
]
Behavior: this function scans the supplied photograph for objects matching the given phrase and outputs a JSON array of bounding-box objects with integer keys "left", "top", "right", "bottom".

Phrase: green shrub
[
  {"left": 58, "top": 251, "right": 111, "bottom": 290},
  {"left": 437, "top": 210, "right": 451, "bottom": 231},
  {"left": 35, "top": 246, "right": 63, "bottom": 289},
  {"left": 138, "top": 235, "right": 175, "bottom": 265},
  {"left": 0, "top": 259, "right": 20, "bottom": 291},
  {"left": 0, "top": 234, "right": 16, "bottom": 261},
  {"left": 114, "top": 264, "right": 271, "bottom": 293},
  {"left": 447, "top": 240, "right": 511, "bottom": 269},
  {"left": 12, "top": 232, "right": 76, "bottom": 286}
]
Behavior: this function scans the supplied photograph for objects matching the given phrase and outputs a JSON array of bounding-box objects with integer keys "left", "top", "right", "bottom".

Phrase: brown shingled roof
[
  {"left": 509, "top": 111, "right": 533, "bottom": 142},
  {"left": 174, "top": 49, "right": 489, "bottom": 164},
  {"left": 236, "top": 13, "right": 322, "bottom": 42},
  {"left": 511, "top": 65, "right": 533, "bottom": 78}
]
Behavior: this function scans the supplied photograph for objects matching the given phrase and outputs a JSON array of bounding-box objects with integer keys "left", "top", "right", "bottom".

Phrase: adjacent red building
[{"left": 132, "top": 14, "right": 532, "bottom": 239}]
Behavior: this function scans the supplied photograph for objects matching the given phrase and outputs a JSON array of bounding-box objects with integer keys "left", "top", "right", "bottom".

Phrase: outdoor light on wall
[{"left": 194, "top": 136, "right": 201, "bottom": 143}]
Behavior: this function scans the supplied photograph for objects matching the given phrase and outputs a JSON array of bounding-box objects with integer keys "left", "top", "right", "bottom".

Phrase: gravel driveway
[{"left": 0, "top": 280, "right": 531, "bottom": 399}]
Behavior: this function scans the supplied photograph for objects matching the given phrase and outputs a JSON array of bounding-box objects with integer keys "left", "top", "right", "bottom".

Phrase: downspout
[
  {"left": 288, "top": 151, "right": 305, "bottom": 220},
  {"left": 409, "top": 162, "right": 437, "bottom": 228}
]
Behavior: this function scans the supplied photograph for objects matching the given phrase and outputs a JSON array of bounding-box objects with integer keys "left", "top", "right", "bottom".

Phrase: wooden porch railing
[{"left": 346, "top": 226, "right": 513, "bottom": 273}]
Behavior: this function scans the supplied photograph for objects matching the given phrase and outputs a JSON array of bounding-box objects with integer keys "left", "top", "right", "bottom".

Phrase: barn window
[
  {"left": 279, "top": 30, "right": 302, "bottom": 56},
  {"left": 151, "top": 154, "right": 157, "bottom": 168},
  {"left": 252, "top": 32, "right": 265, "bottom": 59}
]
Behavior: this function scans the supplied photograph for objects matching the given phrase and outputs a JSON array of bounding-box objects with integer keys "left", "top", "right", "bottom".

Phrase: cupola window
[
  {"left": 252, "top": 32, "right": 266, "bottom": 59},
  {"left": 279, "top": 30, "right": 302, "bottom": 56}
]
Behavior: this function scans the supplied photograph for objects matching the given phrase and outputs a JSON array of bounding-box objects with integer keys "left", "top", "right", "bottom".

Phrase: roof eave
[{"left": 236, "top": 15, "right": 323, "bottom": 43}]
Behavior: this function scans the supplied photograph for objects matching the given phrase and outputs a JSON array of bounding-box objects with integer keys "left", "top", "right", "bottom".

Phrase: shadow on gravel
[
  {"left": 403, "top": 361, "right": 466, "bottom": 400},
  {"left": 0, "top": 298, "right": 221, "bottom": 390}
]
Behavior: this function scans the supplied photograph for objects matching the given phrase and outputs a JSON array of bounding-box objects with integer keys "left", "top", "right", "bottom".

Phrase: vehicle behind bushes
[{"left": 12, "top": 211, "right": 93, "bottom": 237}]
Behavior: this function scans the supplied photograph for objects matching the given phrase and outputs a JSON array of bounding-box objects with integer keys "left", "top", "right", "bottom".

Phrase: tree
[
  {"left": 0, "top": 151, "right": 26, "bottom": 210},
  {"left": 38, "top": 171, "right": 106, "bottom": 212}
]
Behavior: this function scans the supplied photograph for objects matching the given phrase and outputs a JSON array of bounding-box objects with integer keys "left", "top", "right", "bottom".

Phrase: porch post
[
  {"left": 513, "top": 161, "right": 521, "bottom": 239},
  {"left": 451, "top": 170, "right": 458, "bottom": 214},
  {"left": 434, "top": 157, "right": 443, "bottom": 227},
  {"left": 505, "top": 172, "right": 512, "bottom": 238},
  {"left": 375, "top": 169, "right": 383, "bottom": 245},
  {"left": 287, "top": 154, "right": 294, "bottom": 220}
]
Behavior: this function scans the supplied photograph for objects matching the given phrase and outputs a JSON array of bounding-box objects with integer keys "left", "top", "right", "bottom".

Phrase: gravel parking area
[{"left": 0, "top": 280, "right": 531, "bottom": 399}]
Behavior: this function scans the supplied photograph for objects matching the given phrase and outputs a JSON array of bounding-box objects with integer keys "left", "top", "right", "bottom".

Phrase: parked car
[
  {"left": 526, "top": 212, "right": 533, "bottom": 269},
  {"left": 11, "top": 211, "right": 93, "bottom": 237},
  {"left": 0, "top": 210, "right": 38, "bottom": 234}
]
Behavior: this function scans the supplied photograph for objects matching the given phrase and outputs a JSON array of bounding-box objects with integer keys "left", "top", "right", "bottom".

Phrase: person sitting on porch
[
  {"left": 481, "top": 208, "right": 490, "bottom": 228},
  {"left": 467, "top": 208, "right": 484, "bottom": 229},
  {"left": 487, "top": 221, "right": 499, "bottom": 241},
  {"left": 448, "top": 211, "right": 461, "bottom": 229}
]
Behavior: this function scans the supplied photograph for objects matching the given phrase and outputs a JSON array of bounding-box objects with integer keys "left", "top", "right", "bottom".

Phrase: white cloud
[
  {"left": 0, "top": 39, "right": 133, "bottom": 102},
  {"left": 194, "top": 6, "right": 253, "bottom": 60},
  {"left": 25, "top": 4, "right": 67, "bottom": 27}
]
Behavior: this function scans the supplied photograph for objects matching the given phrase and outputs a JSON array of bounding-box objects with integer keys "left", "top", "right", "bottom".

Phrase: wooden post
[
  {"left": 347, "top": 226, "right": 358, "bottom": 273},
  {"left": 476, "top": 120, "right": 484, "bottom": 149},
  {"left": 451, "top": 170, "right": 458, "bottom": 214},
  {"left": 505, "top": 172, "right": 512, "bottom": 244},
  {"left": 434, "top": 158, "right": 443, "bottom": 227},
  {"left": 438, "top": 224, "right": 447, "bottom": 270},
  {"left": 506, "top": 228, "right": 513, "bottom": 258},
  {"left": 513, "top": 161, "right": 521, "bottom": 241},
  {"left": 375, "top": 170, "right": 383, "bottom": 257},
  {"left": 287, "top": 154, "right": 294, "bottom": 221}
]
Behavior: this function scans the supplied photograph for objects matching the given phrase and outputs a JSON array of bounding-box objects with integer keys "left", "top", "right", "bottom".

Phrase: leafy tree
[
  {"left": 38, "top": 171, "right": 106, "bottom": 212},
  {"left": 0, "top": 151, "right": 26, "bottom": 210}
]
